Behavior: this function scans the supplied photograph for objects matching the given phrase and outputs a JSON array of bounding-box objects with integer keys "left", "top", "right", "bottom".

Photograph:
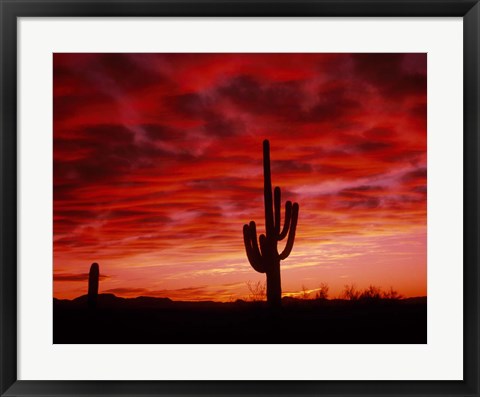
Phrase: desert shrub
[
  {"left": 301, "top": 285, "right": 310, "bottom": 300},
  {"left": 343, "top": 284, "right": 360, "bottom": 300},
  {"left": 246, "top": 280, "right": 266, "bottom": 302},
  {"left": 382, "top": 287, "right": 403, "bottom": 300},
  {"left": 316, "top": 282, "right": 329, "bottom": 300},
  {"left": 359, "top": 285, "right": 383, "bottom": 300}
]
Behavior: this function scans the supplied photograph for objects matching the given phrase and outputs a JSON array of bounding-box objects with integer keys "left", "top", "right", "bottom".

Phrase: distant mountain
[{"left": 54, "top": 293, "right": 426, "bottom": 309}]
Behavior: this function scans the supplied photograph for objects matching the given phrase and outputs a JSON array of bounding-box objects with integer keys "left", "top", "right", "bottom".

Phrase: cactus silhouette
[
  {"left": 243, "top": 140, "right": 299, "bottom": 308},
  {"left": 88, "top": 262, "right": 99, "bottom": 309}
]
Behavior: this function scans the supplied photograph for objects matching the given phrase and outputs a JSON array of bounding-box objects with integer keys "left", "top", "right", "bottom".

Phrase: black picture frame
[{"left": 1, "top": 0, "right": 478, "bottom": 396}]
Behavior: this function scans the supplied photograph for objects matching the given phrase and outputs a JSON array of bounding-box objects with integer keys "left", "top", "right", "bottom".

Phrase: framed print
[{"left": 1, "top": 1, "right": 479, "bottom": 396}]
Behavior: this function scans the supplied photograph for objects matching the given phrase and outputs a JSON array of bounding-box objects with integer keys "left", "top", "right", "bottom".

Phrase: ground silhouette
[{"left": 53, "top": 294, "right": 427, "bottom": 344}]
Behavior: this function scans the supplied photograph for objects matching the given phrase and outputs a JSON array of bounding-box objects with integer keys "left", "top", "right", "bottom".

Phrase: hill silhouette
[{"left": 53, "top": 294, "right": 426, "bottom": 344}]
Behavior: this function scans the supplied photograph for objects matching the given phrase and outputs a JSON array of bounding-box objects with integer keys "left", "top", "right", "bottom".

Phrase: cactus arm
[
  {"left": 243, "top": 223, "right": 266, "bottom": 273},
  {"left": 274, "top": 186, "right": 281, "bottom": 235},
  {"left": 263, "top": 140, "right": 275, "bottom": 236},
  {"left": 279, "top": 202, "right": 299, "bottom": 260},
  {"left": 247, "top": 221, "right": 263, "bottom": 262},
  {"left": 278, "top": 201, "right": 293, "bottom": 241}
]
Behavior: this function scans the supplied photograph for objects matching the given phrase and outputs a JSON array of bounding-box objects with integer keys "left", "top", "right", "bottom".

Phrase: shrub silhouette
[
  {"left": 243, "top": 139, "right": 299, "bottom": 308},
  {"left": 301, "top": 285, "right": 310, "bottom": 300},
  {"left": 246, "top": 280, "right": 266, "bottom": 302},
  {"left": 359, "top": 285, "right": 382, "bottom": 301},
  {"left": 343, "top": 284, "right": 361, "bottom": 300},
  {"left": 382, "top": 287, "right": 403, "bottom": 300},
  {"left": 316, "top": 282, "right": 330, "bottom": 300},
  {"left": 88, "top": 262, "right": 99, "bottom": 309},
  {"left": 342, "top": 285, "right": 402, "bottom": 302}
]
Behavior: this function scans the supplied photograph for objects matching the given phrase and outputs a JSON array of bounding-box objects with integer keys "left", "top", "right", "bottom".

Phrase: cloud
[
  {"left": 271, "top": 160, "right": 314, "bottom": 174},
  {"left": 401, "top": 167, "right": 427, "bottom": 183},
  {"left": 363, "top": 127, "right": 395, "bottom": 140},
  {"left": 54, "top": 53, "right": 168, "bottom": 94},
  {"left": 54, "top": 273, "right": 109, "bottom": 282},
  {"left": 339, "top": 197, "right": 381, "bottom": 210},
  {"left": 217, "top": 75, "right": 363, "bottom": 124},
  {"left": 102, "top": 283, "right": 245, "bottom": 301},
  {"left": 170, "top": 92, "right": 214, "bottom": 118},
  {"left": 351, "top": 53, "right": 427, "bottom": 99},
  {"left": 412, "top": 185, "right": 427, "bottom": 194},
  {"left": 341, "top": 185, "right": 385, "bottom": 193},
  {"left": 103, "top": 287, "right": 147, "bottom": 295},
  {"left": 352, "top": 141, "right": 394, "bottom": 153}
]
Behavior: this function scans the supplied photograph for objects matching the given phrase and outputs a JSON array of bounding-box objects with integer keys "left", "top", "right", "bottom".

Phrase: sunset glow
[{"left": 53, "top": 53, "right": 427, "bottom": 301}]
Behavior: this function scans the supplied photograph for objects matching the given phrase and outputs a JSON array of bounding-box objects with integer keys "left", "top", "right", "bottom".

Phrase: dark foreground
[{"left": 54, "top": 294, "right": 427, "bottom": 344}]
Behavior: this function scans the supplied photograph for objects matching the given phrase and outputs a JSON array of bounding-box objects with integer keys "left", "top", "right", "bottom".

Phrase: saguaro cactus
[
  {"left": 88, "top": 262, "right": 99, "bottom": 309},
  {"left": 243, "top": 140, "right": 299, "bottom": 308}
]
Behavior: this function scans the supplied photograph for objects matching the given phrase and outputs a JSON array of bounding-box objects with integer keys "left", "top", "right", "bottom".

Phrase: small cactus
[
  {"left": 88, "top": 262, "right": 99, "bottom": 309},
  {"left": 243, "top": 140, "right": 299, "bottom": 308}
]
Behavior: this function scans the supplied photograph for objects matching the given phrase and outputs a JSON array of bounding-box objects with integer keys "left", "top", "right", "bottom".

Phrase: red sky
[{"left": 53, "top": 53, "right": 427, "bottom": 301}]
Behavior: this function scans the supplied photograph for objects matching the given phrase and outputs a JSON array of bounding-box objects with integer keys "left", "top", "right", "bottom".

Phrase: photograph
[
  {"left": 2, "top": 1, "right": 478, "bottom": 394},
  {"left": 52, "top": 52, "right": 427, "bottom": 344}
]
